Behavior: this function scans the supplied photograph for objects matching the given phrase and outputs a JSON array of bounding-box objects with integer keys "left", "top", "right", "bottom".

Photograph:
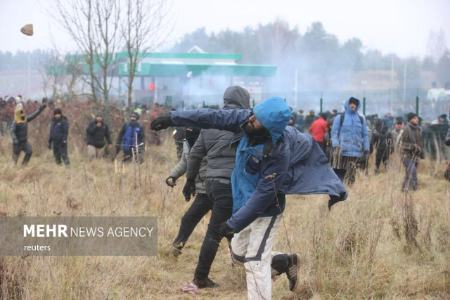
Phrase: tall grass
[{"left": 0, "top": 135, "right": 449, "bottom": 299}]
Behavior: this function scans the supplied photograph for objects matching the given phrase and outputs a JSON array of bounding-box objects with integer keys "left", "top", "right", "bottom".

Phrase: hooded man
[
  {"left": 151, "top": 97, "right": 347, "bottom": 299},
  {"left": 180, "top": 86, "right": 252, "bottom": 290},
  {"left": 10, "top": 100, "right": 46, "bottom": 165},
  {"left": 48, "top": 108, "right": 70, "bottom": 166},
  {"left": 331, "top": 97, "right": 369, "bottom": 185},
  {"left": 115, "top": 112, "right": 145, "bottom": 163},
  {"left": 165, "top": 127, "right": 208, "bottom": 256},
  {"left": 86, "top": 115, "right": 112, "bottom": 159},
  {"left": 401, "top": 113, "right": 424, "bottom": 191}
]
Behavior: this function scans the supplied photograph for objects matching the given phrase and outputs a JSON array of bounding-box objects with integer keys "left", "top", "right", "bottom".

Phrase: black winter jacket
[
  {"left": 86, "top": 121, "right": 112, "bottom": 148},
  {"left": 10, "top": 105, "right": 46, "bottom": 144},
  {"left": 49, "top": 116, "right": 69, "bottom": 144}
]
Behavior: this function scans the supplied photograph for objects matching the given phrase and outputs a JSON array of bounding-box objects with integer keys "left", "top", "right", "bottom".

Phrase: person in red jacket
[{"left": 309, "top": 113, "right": 328, "bottom": 153}]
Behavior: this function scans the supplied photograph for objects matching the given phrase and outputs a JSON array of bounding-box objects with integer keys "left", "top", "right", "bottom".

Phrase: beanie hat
[{"left": 407, "top": 112, "right": 418, "bottom": 122}]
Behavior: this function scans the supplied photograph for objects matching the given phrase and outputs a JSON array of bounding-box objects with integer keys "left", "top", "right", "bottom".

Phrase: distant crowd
[
  {"left": 0, "top": 95, "right": 169, "bottom": 166},
  {"left": 288, "top": 100, "right": 450, "bottom": 190}
]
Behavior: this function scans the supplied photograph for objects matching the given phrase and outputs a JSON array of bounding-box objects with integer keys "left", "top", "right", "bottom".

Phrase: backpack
[
  {"left": 122, "top": 124, "right": 140, "bottom": 152},
  {"left": 337, "top": 113, "right": 365, "bottom": 138}
]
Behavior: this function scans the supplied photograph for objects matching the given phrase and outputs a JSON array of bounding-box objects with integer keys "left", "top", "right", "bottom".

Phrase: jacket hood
[
  {"left": 223, "top": 86, "right": 250, "bottom": 109},
  {"left": 344, "top": 97, "right": 360, "bottom": 113},
  {"left": 253, "top": 97, "right": 290, "bottom": 143}
]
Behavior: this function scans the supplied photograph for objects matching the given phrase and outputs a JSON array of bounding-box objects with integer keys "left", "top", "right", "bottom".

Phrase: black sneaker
[
  {"left": 193, "top": 277, "right": 219, "bottom": 289},
  {"left": 171, "top": 241, "right": 184, "bottom": 257},
  {"left": 286, "top": 254, "right": 299, "bottom": 291}
]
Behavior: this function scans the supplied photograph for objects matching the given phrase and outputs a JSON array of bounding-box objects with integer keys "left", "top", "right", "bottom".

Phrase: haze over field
[{"left": 0, "top": 0, "right": 449, "bottom": 57}]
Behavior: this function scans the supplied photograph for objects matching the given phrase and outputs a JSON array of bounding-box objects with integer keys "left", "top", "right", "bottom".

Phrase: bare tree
[
  {"left": 54, "top": 0, "right": 122, "bottom": 103},
  {"left": 121, "top": 0, "right": 170, "bottom": 107},
  {"left": 64, "top": 54, "right": 84, "bottom": 99},
  {"left": 92, "top": 0, "right": 122, "bottom": 103},
  {"left": 39, "top": 50, "right": 65, "bottom": 99}
]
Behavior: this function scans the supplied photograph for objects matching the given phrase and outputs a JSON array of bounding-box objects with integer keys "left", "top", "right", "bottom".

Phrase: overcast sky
[{"left": 0, "top": 0, "right": 449, "bottom": 57}]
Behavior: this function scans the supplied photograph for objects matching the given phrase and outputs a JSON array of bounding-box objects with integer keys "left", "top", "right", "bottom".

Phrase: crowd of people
[
  {"left": 0, "top": 95, "right": 157, "bottom": 166},
  {"left": 1, "top": 90, "right": 449, "bottom": 299},
  {"left": 291, "top": 99, "right": 450, "bottom": 190}
]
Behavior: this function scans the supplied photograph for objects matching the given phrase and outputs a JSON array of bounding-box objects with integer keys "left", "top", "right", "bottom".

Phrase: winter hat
[{"left": 407, "top": 112, "right": 418, "bottom": 122}]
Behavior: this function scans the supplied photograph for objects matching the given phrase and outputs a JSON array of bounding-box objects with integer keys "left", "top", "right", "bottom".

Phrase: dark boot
[
  {"left": 271, "top": 253, "right": 300, "bottom": 291},
  {"left": 192, "top": 277, "right": 219, "bottom": 289},
  {"left": 286, "top": 254, "right": 300, "bottom": 291}
]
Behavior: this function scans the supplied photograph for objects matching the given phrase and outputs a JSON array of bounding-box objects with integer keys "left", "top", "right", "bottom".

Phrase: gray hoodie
[{"left": 186, "top": 86, "right": 250, "bottom": 181}]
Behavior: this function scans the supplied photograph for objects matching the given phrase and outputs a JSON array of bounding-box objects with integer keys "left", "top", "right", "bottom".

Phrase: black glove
[
  {"left": 48, "top": 141, "right": 52, "bottom": 150},
  {"left": 328, "top": 194, "right": 346, "bottom": 210},
  {"left": 217, "top": 222, "right": 234, "bottom": 240},
  {"left": 182, "top": 178, "right": 196, "bottom": 201},
  {"left": 165, "top": 176, "right": 176, "bottom": 187},
  {"left": 151, "top": 116, "right": 173, "bottom": 131}
]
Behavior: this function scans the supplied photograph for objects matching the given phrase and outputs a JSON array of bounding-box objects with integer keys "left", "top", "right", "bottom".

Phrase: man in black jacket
[
  {"left": 48, "top": 108, "right": 70, "bottom": 166},
  {"left": 10, "top": 100, "right": 46, "bottom": 165},
  {"left": 86, "top": 115, "right": 112, "bottom": 159},
  {"left": 180, "top": 86, "right": 250, "bottom": 289}
]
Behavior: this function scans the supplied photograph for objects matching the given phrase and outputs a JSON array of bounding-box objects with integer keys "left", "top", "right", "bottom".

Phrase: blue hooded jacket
[
  {"left": 171, "top": 97, "right": 347, "bottom": 232},
  {"left": 331, "top": 98, "right": 369, "bottom": 157}
]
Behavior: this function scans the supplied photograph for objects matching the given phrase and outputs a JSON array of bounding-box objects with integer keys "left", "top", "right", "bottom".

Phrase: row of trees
[{"left": 172, "top": 21, "right": 450, "bottom": 92}]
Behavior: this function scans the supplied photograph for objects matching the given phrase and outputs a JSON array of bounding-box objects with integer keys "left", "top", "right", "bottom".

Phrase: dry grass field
[{"left": 0, "top": 133, "right": 449, "bottom": 300}]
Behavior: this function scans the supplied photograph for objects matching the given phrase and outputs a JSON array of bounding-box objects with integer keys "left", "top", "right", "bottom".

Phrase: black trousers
[
  {"left": 173, "top": 193, "right": 212, "bottom": 247},
  {"left": 375, "top": 146, "right": 390, "bottom": 170},
  {"left": 13, "top": 142, "right": 32, "bottom": 165},
  {"left": 52, "top": 142, "right": 70, "bottom": 165},
  {"left": 194, "top": 179, "right": 233, "bottom": 280}
]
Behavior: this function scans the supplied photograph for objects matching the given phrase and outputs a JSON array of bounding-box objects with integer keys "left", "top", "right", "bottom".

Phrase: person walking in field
[
  {"left": 151, "top": 97, "right": 347, "bottom": 299},
  {"left": 401, "top": 113, "right": 424, "bottom": 192},
  {"left": 309, "top": 112, "right": 329, "bottom": 154},
  {"left": 48, "top": 108, "right": 70, "bottom": 166},
  {"left": 180, "top": 86, "right": 251, "bottom": 290},
  {"left": 115, "top": 112, "right": 145, "bottom": 163},
  {"left": 370, "top": 119, "right": 394, "bottom": 174},
  {"left": 86, "top": 115, "right": 112, "bottom": 159},
  {"left": 331, "top": 97, "right": 369, "bottom": 185},
  {"left": 10, "top": 99, "right": 47, "bottom": 165}
]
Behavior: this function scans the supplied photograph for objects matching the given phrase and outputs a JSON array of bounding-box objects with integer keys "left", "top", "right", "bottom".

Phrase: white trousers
[{"left": 231, "top": 215, "right": 280, "bottom": 300}]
